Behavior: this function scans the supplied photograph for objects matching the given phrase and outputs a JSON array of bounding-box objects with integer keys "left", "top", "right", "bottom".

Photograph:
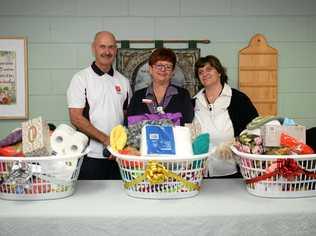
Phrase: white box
[
  {"left": 261, "top": 125, "right": 306, "bottom": 147},
  {"left": 22, "top": 117, "right": 52, "bottom": 156}
]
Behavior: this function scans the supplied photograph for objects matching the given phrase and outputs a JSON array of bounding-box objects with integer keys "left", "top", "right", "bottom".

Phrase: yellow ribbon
[{"left": 124, "top": 160, "right": 200, "bottom": 191}]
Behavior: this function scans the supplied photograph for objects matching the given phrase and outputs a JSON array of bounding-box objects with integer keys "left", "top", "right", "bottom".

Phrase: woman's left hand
[{"left": 215, "top": 141, "right": 234, "bottom": 160}]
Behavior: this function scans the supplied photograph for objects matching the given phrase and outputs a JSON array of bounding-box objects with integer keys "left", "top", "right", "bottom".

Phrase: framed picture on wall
[{"left": 0, "top": 37, "right": 28, "bottom": 119}]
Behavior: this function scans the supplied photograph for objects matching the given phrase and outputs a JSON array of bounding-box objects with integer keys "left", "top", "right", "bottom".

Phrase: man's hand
[{"left": 103, "top": 147, "right": 116, "bottom": 160}]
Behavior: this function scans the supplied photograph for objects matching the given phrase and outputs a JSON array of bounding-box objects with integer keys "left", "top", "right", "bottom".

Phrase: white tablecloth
[{"left": 1, "top": 179, "right": 316, "bottom": 236}]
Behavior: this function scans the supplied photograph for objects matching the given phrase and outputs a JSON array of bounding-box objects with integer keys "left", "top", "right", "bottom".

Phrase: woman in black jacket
[{"left": 193, "top": 55, "right": 258, "bottom": 178}]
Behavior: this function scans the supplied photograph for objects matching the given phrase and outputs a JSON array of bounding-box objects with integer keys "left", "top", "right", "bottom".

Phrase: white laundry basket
[
  {"left": 232, "top": 146, "right": 316, "bottom": 198},
  {"left": 0, "top": 150, "right": 87, "bottom": 200},
  {"left": 109, "top": 147, "right": 209, "bottom": 199}
]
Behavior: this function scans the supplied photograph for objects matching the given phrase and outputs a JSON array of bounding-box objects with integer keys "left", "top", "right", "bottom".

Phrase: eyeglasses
[{"left": 153, "top": 64, "right": 173, "bottom": 72}]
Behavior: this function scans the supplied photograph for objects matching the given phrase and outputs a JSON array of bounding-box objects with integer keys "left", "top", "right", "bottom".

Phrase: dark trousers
[
  {"left": 78, "top": 156, "right": 122, "bottom": 180},
  {"left": 204, "top": 165, "right": 242, "bottom": 179},
  {"left": 307, "top": 127, "right": 316, "bottom": 152},
  {"left": 204, "top": 172, "right": 242, "bottom": 179}
]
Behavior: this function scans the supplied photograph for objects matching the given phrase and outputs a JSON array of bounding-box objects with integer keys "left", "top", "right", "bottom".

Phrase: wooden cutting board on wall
[{"left": 239, "top": 34, "right": 278, "bottom": 116}]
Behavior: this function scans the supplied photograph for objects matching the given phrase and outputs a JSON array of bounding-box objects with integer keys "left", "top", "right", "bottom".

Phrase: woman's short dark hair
[
  {"left": 148, "top": 48, "right": 177, "bottom": 69},
  {"left": 194, "top": 55, "right": 228, "bottom": 86}
]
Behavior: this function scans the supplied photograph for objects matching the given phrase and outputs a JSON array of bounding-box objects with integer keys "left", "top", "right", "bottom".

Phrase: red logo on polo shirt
[{"left": 115, "top": 84, "right": 121, "bottom": 94}]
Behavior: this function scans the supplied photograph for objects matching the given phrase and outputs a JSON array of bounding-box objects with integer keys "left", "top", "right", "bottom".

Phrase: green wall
[{"left": 1, "top": 0, "right": 316, "bottom": 138}]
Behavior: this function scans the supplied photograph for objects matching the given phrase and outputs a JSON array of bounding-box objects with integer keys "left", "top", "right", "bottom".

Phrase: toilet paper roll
[
  {"left": 65, "top": 131, "right": 89, "bottom": 155},
  {"left": 173, "top": 126, "right": 193, "bottom": 156},
  {"left": 140, "top": 125, "right": 148, "bottom": 156},
  {"left": 50, "top": 124, "right": 76, "bottom": 155}
]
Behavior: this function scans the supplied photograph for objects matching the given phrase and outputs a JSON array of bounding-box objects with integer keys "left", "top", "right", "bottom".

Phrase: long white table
[{"left": 1, "top": 179, "right": 316, "bottom": 236}]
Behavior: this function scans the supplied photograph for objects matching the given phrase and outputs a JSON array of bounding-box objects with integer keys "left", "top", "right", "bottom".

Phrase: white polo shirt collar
[{"left": 195, "top": 83, "right": 232, "bottom": 111}]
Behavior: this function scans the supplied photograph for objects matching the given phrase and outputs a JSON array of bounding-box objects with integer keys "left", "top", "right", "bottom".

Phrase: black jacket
[{"left": 228, "top": 88, "right": 258, "bottom": 136}]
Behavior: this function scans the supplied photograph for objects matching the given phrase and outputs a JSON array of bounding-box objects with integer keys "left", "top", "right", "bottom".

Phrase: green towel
[
  {"left": 246, "top": 116, "right": 285, "bottom": 130},
  {"left": 192, "top": 133, "right": 210, "bottom": 155}
]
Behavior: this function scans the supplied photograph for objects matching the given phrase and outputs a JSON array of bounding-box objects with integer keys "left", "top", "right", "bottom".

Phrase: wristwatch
[{"left": 103, "top": 147, "right": 111, "bottom": 157}]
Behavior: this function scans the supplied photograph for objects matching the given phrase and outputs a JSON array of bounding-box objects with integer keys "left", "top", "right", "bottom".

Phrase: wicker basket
[
  {"left": 0, "top": 150, "right": 87, "bottom": 201},
  {"left": 232, "top": 146, "right": 316, "bottom": 198},
  {"left": 109, "top": 147, "right": 209, "bottom": 199}
]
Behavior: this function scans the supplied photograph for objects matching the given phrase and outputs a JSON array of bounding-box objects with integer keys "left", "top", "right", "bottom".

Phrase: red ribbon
[{"left": 246, "top": 158, "right": 316, "bottom": 184}]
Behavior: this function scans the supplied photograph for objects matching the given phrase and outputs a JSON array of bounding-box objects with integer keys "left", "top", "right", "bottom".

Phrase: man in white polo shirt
[{"left": 67, "top": 31, "right": 131, "bottom": 179}]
